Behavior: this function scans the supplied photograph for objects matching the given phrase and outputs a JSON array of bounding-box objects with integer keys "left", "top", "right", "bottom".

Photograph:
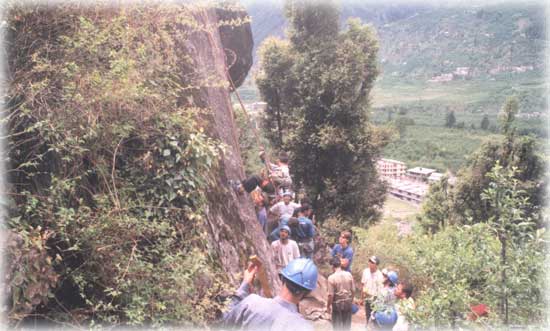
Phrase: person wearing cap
[
  {"left": 361, "top": 256, "right": 384, "bottom": 325},
  {"left": 222, "top": 258, "right": 318, "bottom": 331},
  {"left": 271, "top": 225, "right": 300, "bottom": 272},
  {"left": 330, "top": 230, "right": 354, "bottom": 272},
  {"left": 269, "top": 192, "right": 301, "bottom": 221},
  {"left": 327, "top": 256, "right": 355, "bottom": 331}
]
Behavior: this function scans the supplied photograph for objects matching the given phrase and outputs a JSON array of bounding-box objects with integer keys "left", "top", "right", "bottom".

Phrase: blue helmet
[
  {"left": 279, "top": 258, "right": 318, "bottom": 291},
  {"left": 387, "top": 271, "right": 399, "bottom": 286},
  {"left": 280, "top": 225, "right": 291, "bottom": 235},
  {"left": 374, "top": 307, "right": 398, "bottom": 326}
]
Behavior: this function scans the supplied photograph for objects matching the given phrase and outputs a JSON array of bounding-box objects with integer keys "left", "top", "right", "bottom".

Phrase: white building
[{"left": 377, "top": 158, "right": 407, "bottom": 178}]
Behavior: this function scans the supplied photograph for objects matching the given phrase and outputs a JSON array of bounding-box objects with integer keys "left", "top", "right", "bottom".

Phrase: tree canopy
[{"left": 256, "top": 0, "right": 390, "bottom": 222}]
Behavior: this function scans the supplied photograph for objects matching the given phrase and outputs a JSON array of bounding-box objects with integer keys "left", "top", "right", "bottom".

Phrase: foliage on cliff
[
  {"left": 4, "top": 3, "right": 248, "bottom": 327},
  {"left": 256, "top": 0, "right": 391, "bottom": 224}
]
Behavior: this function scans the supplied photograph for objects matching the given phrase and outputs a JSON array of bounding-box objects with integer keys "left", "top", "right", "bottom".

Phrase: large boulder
[{"left": 216, "top": 7, "right": 254, "bottom": 89}]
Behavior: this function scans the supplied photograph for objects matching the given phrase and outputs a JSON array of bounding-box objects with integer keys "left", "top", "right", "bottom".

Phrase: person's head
[
  {"left": 278, "top": 151, "right": 289, "bottom": 164},
  {"left": 279, "top": 258, "right": 318, "bottom": 303},
  {"left": 299, "top": 205, "right": 311, "bottom": 217},
  {"left": 395, "top": 282, "right": 414, "bottom": 299},
  {"left": 339, "top": 230, "right": 352, "bottom": 248},
  {"left": 280, "top": 225, "right": 291, "bottom": 240},
  {"left": 368, "top": 255, "right": 380, "bottom": 272},
  {"left": 301, "top": 203, "right": 313, "bottom": 217},
  {"left": 330, "top": 256, "right": 341, "bottom": 270},
  {"left": 282, "top": 192, "right": 292, "bottom": 204}
]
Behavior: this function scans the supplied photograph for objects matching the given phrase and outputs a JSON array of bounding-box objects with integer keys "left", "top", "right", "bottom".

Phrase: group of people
[
  {"left": 225, "top": 151, "right": 415, "bottom": 331},
  {"left": 328, "top": 232, "right": 415, "bottom": 331},
  {"left": 232, "top": 150, "right": 316, "bottom": 261}
]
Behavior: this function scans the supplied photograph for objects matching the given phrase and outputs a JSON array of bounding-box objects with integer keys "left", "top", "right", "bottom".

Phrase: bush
[{"left": 5, "top": 3, "right": 235, "bottom": 327}]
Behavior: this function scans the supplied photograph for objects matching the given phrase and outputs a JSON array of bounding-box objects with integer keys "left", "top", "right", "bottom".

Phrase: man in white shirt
[
  {"left": 269, "top": 192, "right": 301, "bottom": 220},
  {"left": 361, "top": 255, "right": 384, "bottom": 325},
  {"left": 271, "top": 225, "right": 300, "bottom": 272}
]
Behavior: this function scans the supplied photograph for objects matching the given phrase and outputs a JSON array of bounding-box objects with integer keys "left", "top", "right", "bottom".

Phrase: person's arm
[
  {"left": 307, "top": 221, "right": 315, "bottom": 238},
  {"left": 326, "top": 278, "right": 334, "bottom": 314},
  {"left": 222, "top": 264, "right": 258, "bottom": 323},
  {"left": 342, "top": 248, "right": 353, "bottom": 270},
  {"left": 330, "top": 245, "right": 337, "bottom": 257}
]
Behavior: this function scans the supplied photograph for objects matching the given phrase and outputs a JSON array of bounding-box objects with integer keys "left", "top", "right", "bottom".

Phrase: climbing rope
[{"left": 223, "top": 48, "right": 280, "bottom": 197}]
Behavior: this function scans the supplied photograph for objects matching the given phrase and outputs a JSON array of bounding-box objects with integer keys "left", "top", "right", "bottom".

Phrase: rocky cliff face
[{"left": 185, "top": 7, "right": 280, "bottom": 293}]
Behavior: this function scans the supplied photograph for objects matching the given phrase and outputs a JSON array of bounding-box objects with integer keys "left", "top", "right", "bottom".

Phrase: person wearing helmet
[
  {"left": 271, "top": 225, "right": 300, "bottom": 272},
  {"left": 378, "top": 270, "right": 399, "bottom": 307},
  {"left": 222, "top": 258, "right": 318, "bottom": 331},
  {"left": 326, "top": 256, "right": 355, "bottom": 331},
  {"left": 361, "top": 256, "right": 384, "bottom": 326}
]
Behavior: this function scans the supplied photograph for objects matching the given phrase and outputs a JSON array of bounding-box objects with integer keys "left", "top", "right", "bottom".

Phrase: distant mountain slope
[{"left": 244, "top": 2, "right": 546, "bottom": 81}]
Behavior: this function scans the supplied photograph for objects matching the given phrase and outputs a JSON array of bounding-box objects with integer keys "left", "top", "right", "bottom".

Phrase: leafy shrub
[{"left": 5, "top": 3, "right": 236, "bottom": 327}]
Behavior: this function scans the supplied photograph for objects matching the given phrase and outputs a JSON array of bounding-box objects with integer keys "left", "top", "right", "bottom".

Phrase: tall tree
[
  {"left": 256, "top": 38, "right": 295, "bottom": 148},
  {"left": 256, "top": 0, "right": 390, "bottom": 222}
]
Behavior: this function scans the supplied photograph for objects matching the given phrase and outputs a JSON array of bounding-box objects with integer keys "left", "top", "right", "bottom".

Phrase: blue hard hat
[
  {"left": 387, "top": 271, "right": 399, "bottom": 286},
  {"left": 280, "top": 225, "right": 291, "bottom": 235},
  {"left": 279, "top": 258, "right": 318, "bottom": 291},
  {"left": 374, "top": 307, "right": 398, "bottom": 326}
]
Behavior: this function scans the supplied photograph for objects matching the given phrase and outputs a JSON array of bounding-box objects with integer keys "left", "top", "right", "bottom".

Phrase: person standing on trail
[
  {"left": 292, "top": 205, "right": 315, "bottom": 258},
  {"left": 330, "top": 230, "right": 354, "bottom": 271},
  {"left": 271, "top": 225, "right": 300, "bottom": 272},
  {"left": 327, "top": 256, "right": 355, "bottom": 331},
  {"left": 361, "top": 256, "right": 384, "bottom": 326},
  {"left": 392, "top": 282, "right": 415, "bottom": 331},
  {"left": 222, "top": 258, "right": 318, "bottom": 331},
  {"left": 269, "top": 192, "right": 301, "bottom": 221}
]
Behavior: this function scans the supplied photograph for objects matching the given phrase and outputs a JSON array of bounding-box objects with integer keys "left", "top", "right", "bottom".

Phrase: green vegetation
[
  {"left": 256, "top": 0, "right": 391, "bottom": 223},
  {"left": 5, "top": 3, "right": 238, "bottom": 327},
  {"left": 381, "top": 125, "right": 502, "bottom": 172},
  {"left": 353, "top": 175, "right": 546, "bottom": 328}
]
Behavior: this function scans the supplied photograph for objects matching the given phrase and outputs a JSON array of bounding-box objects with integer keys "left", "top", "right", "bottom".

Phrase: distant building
[
  {"left": 386, "top": 177, "right": 428, "bottom": 204},
  {"left": 406, "top": 167, "right": 436, "bottom": 182},
  {"left": 454, "top": 67, "right": 470, "bottom": 76},
  {"left": 428, "top": 172, "right": 444, "bottom": 183},
  {"left": 377, "top": 158, "right": 407, "bottom": 178},
  {"left": 428, "top": 73, "right": 454, "bottom": 82}
]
